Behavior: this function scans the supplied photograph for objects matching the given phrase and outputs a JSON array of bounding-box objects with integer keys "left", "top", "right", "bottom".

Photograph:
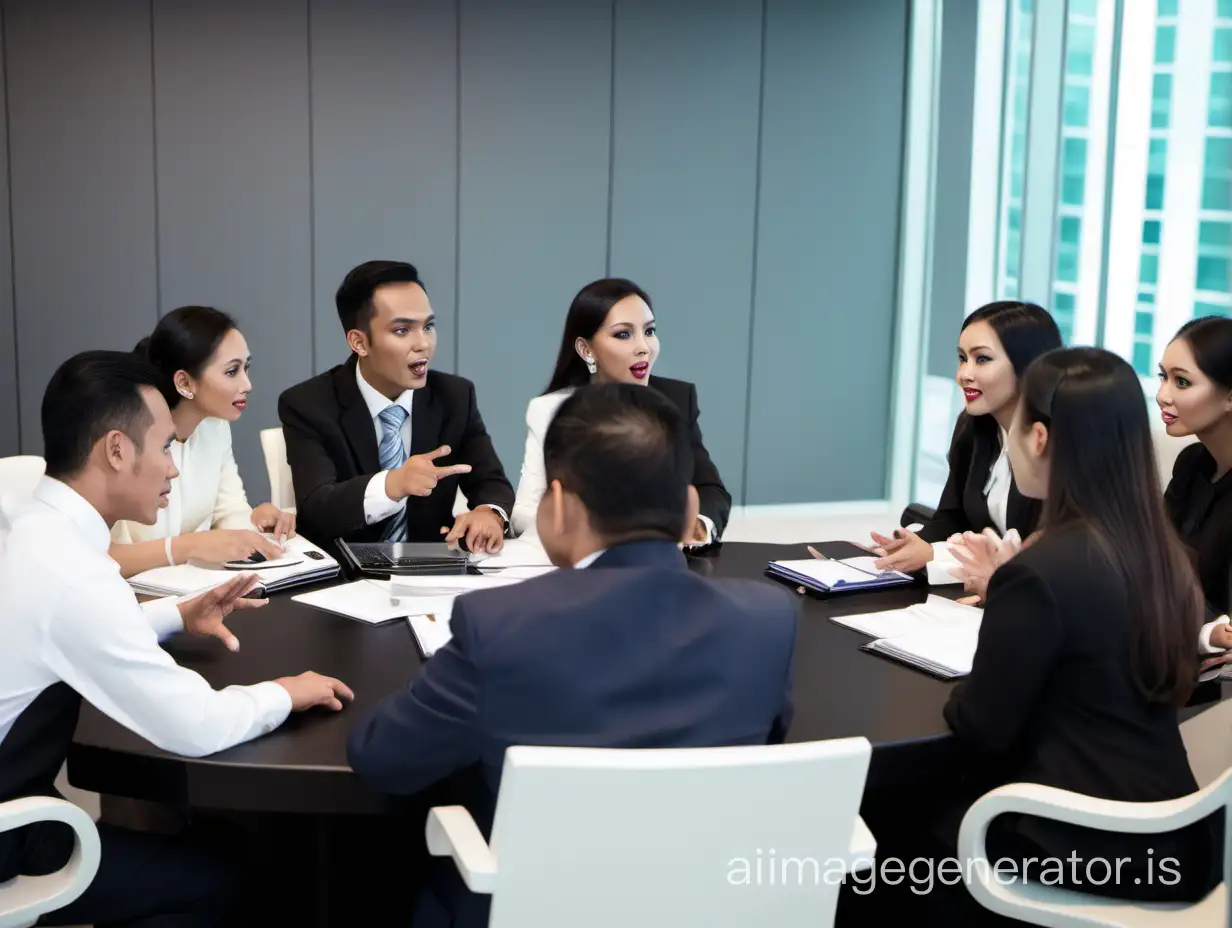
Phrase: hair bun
[{"left": 133, "top": 336, "right": 153, "bottom": 358}]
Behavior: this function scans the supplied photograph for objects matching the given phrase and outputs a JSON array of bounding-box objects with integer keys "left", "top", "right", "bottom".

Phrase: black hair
[
  {"left": 1172, "top": 315, "right": 1232, "bottom": 391},
  {"left": 1020, "top": 347, "right": 1201, "bottom": 706},
  {"left": 42, "top": 350, "right": 165, "bottom": 479},
  {"left": 543, "top": 383, "right": 693, "bottom": 542},
  {"left": 961, "top": 300, "right": 1064, "bottom": 378},
  {"left": 336, "top": 260, "right": 425, "bottom": 336},
  {"left": 134, "top": 306, "right": 237, "bottom": 409},
  {"left": 545, "top": 278, "right": 653, "bottom": 394}
]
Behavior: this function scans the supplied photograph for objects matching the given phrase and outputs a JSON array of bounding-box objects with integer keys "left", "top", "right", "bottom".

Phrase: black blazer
[
  {"left": 944, "top": 525, "right": 1217, "bottom": 897},
  {"left": 647, "top": 375, "right": 731, "bottom": 538},
  {"left": 918, "top": 413, "right": 1041, "bottom": 543},
  {"left": 277, "top": 356, "right": 515, "bottom": 546},
  {"left": 1165, "top": 442, "right": 1232, "bottom": 617},
  {"left": 347, "top": 540, "right": 796, "bottom": 927}
]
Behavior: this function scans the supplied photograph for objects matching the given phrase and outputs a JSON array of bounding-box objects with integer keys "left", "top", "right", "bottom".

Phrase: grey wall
[{"left": 0, "top": 0, "right": 909, "bottom": 506}]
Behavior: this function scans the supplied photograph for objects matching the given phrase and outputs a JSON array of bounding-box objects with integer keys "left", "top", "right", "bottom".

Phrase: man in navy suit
[{"left": 347, "top": 382, "right": 797, "bottom": 926}]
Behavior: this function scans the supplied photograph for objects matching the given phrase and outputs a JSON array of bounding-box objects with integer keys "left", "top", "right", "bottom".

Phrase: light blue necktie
[{"left": 378, "top": 404, "right": 409, "bottom": 541}]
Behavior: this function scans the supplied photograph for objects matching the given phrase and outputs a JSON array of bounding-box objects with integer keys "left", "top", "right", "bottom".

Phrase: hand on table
[
  {"left": 251, "top": 503, "right": 296, "bottom": 544},
  {"left": 186, "top": 529, "right": 285, "bottom": 565},
  {"left": 442, "top": 508, "right": 506, "bottom": 555},
  {"left": 274, "top": 672, "right": 355, "bottom": 712}
]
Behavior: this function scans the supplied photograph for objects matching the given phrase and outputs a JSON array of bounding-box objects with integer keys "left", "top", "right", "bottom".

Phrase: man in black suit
[
  {"left": 347, "top": 383, "right": 797, "bottom": 927},
  {"left": 278, "top": 261, "right": 514, "bottom": 552}
]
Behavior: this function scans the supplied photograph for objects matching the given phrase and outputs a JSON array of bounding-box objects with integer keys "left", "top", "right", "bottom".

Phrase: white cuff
[
  {"left": 684, "top": 514, "right": 717, "bottom": 549},
  {"left": 927, "top": 541, "right": 962, "bottom": 586},
  {"left": 243, "top": 680, "right": 294, "bottom": 733},
  {"left": 141, "top": 597, "right": 186, "bottom": 641},
  {"left": 364, "top": 472, "right": 407, "bottom": 525},
  {"left": 1199, "top": 616, "right": 1231, "bottom": 655},
  {"left": 476, "top": 504, "right": 510, "bottom": 531}
]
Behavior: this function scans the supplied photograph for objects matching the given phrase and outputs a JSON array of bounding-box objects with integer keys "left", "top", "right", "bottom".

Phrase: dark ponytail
[{"left": 135, "top": 306, "right": 237, "bottom": 408}]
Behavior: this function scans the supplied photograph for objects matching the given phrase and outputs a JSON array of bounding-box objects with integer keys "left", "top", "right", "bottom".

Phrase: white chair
[
  {"left": 0, "top": 457, "right": 44, "bottom": 502},
  {"left": 426, "top": 739, "right": 875, "bottom": 928},
  {"left": 0, "top": 796, "right": 100, "bottom": 928},
  {"left": 958, "top": 770, "right": 1232, "bottom": 926},
  {"left": 259, "top": 428, "right": 295, "bottom": 512},
  {"left": 1182, "top": 698, "right": 1232, "bottom": 790}
]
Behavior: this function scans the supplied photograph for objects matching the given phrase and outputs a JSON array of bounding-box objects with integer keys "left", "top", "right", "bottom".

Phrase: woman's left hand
[
  {"left": 948, "top": 528, "right": 1019, "bottom": 604},
  {"left": 252, "top": 503, "right": 297, "bottom": 543}
]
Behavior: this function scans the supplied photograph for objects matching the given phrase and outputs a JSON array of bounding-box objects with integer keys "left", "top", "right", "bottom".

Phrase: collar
[
  {"left": 590, "top": 539, "right": 688, "bottom": 571},
  {"left": 574, "top": 549, "right": 607, "bottom": 570},
  {"left": 32, "top": 476, "right": 112, "bottom": 553},
  {"left": 355, "top": 360, "right": 415, "bottom": 422}
]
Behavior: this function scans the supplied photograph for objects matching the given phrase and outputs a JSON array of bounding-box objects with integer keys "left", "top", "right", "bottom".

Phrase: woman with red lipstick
[
  {"left": 1156, "top": 316, "right": 1232, "bottom": 655},
  {"left": 870, "top": 301, "right": 1062, "bottom": 579},
  {"left": 510, "top": 278, "right": 731, "bottom": 546},
  {"left": 109, "top": 306, "right": 294, "bottom": 577}
]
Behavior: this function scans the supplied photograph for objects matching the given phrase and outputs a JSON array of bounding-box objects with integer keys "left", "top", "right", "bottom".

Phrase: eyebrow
[
  {"left": 1163, "top": 366, "right": 1193, "bottom": 375},
  {"left": 390, "top": 314, "right": 435, "bottom": 326},
  {"left": 225, "top": 356, "right": 250, "bottom": 365},
  {"left": 962, "top": 345, "right": 994, "bottom": 352}
]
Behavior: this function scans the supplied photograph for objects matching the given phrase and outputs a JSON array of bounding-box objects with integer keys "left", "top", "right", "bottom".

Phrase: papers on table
[
  {"left": 831, "top": 595, "right": 983, "bottom": 679},
  {"left": 388, "top": 573, "right": 528, "bottom": 600},
  {"left": 469, "top": 536, "right": 555, "bottom": 570},
  {"left": 291, "top": 580, "right": 409, "bottom": 625},
  {"left": 767, "top": 556, "right": 912, "bottom": 594},
  {"left": 127, "top": 534, "right": 339, "bottom": 597},
  {"left": 408, "top": 608, "right": 454, "bottom": 657}
]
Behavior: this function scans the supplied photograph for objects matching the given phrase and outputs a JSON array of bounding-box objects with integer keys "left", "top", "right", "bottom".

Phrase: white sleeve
[
  {"left": 43, "top": 571, "right": 291, "bottom": 758},
  {"left": 684, "top": 514, "right": 716, "bottom": 549},
  {"left": 140, "top": 597, "right": 184, "bottom": 640},
  {"left": 212, "top": 426, "right": 255, "bottom": 530},
  {"left": 1199, "top": 616, "right": 1231, "bottom": 654},
  {"left": 511, "top": 401, "right": 548, "bottom": 537},
  {"left": 363, "top": 472, "right": 407, "bottom": 525},
  {"left": 927, "top": 540, "right": 962, "bottom": 586}
]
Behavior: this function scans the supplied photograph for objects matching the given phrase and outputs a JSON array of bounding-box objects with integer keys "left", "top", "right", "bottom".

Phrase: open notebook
[
  {"left": 833, "top": 595, "right": 983, "bottom": 679},
  {"left": 766, "top": 556, "right": 912, "bottom": 594},
  {"left": 127, "top": 534, "right": 339, "bottom": 597}
]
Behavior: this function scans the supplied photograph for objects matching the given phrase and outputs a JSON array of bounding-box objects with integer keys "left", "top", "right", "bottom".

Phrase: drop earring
[
  {"left": 583, "top": 356, "right": 597, "bottom": 375},
  {"left": 178, "top": 388, "right": 194, "bottom": 400}
]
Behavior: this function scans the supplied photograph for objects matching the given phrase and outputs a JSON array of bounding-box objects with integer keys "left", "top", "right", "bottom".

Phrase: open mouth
[
  {"left": 630, "top": 362, "right": 649, "bottom": 380},
  {"left": 233, "top": 399, "right": 247, "bottom": 411},
  {"left": 1161, "top": 411, "right": 1178, "bottom": 425},
  {"left": 962, "top": 388, "right": 983, "bottom": 402},
  {"left": 409, "top": 359, "right": 429, "bottom": 377}
]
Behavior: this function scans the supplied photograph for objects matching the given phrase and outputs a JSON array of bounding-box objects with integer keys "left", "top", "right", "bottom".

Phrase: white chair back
[
  {"left": 431, "top": 739, "right": 874, "bottom": 928},
  {"left": 259, "top": 429, "right": 295, "bottom": 512},
  {"left": 0, "top": 457, "right": 44, "bottom": 502},
  {"left": 1183, "top": 698, "right": 1232, "bottom": 790},
  {"left": 0, "top": 796, "right": 100, "bottom": 928}
]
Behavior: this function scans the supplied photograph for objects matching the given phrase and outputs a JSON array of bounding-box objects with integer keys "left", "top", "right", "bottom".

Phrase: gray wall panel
[
  {"left": 745, "top": 0, "right": 909, "bottom": 503},
  {"left": 0, "top": 14, "right": 16, "bottom": 456},
  {"left": 608, "top": 0, "right": 762, "bottom": 506},
  {"left": 457, "top": 0, "right": 611, "bottom": 482},
  {"left": 927, "top": 0, "right": 979, "bottom": 378},
  {"left": 153, "top": 0, "right": 312, "bottom": 502},
  {"left": 6, "top": 0, "right": 157, "bottom": 455},
  {"left": 309, "top": 0, "right": 458, "bottom": 374}
]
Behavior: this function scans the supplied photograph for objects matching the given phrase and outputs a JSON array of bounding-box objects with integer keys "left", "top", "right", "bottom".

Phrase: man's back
[{"left": 347, "top": 540, "right": 797, "bottom": 825}]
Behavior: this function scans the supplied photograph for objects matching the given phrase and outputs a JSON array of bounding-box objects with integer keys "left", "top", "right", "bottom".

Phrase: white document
[
  {"left": 469, "top": 536, "right": 555, "bottom": 569},
  {"left": 127, "top": 534, "right": 338, "bottom": 597},
  {"left": 832, "top": 595, "right": 981, "bottom": 638},
  {"left": 408, "top": 608, "right": 454, "bottom": 657},
  {"left": 866, "top": 624, "right": 983, "bottom": 679},
  {"left": 292, "top": 580, "right": 410, "bottom": 625},
  {"left": 388, "top": 574, "right": 526, "bottom": 600}
]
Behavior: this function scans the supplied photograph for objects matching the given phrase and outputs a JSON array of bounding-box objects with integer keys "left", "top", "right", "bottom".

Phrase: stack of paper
[
  {"left": 834, "top": 595, "right": 983, "bottom": 679},
  {"left": 766, "top": 556, "right": 913, "bottom": 594},
  {"left": 291, "top": 580, "right": 410, "bottom": 625},
  {"left": 127, "top": 534, "right": 339, "bottom": 597},
  {"left": 388, "top": 573, "right": 527, "bottom": 601},
  {"left": 408, "top": 609, "right": 454, "bottom": 657}
]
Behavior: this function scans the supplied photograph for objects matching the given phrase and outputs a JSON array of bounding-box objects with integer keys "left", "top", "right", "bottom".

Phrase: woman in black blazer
[
  {"left": 941, "top": 348, "right": 1219, "bottom": 913},
  {"left": 510, "top": 278, "right": 730, "bottom": 546},
  {"left": 1157, "top": 317, "right": 1232, "bottom": 656},
  {"left": 871, "top": 301, "right": 1062, "bottom": 576}
]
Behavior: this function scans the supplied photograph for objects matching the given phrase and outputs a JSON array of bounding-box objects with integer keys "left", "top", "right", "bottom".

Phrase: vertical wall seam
[
  {"left": 149, "top": 0, "right": 163, "bottom": 318},
  {"left": 1, "top": 3, "right": 20, "bottom": 451},
  {"left": 453, "top": 0, "right": 462, "bottom": 374},
  {"left": 306, "top": 0, "right": 316, "bottom": 371},
  {"left": 605, "top": 0, "right": 617, "bottom": 276}
]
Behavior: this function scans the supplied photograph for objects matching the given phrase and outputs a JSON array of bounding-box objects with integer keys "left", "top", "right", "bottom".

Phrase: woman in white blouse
[
  {"left": 110, "top": 306, "right": 295, "bottom": 577},
  {"left": 511, "top": 278, "right": 731, "bottom": 543}
]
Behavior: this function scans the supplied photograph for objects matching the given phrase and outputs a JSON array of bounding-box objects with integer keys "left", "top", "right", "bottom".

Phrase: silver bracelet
[{"left": 165, "top": 535, "right": 175, "bottom": 567}]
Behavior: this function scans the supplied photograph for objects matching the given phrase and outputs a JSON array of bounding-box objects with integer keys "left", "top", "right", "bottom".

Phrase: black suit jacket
[
  {"left": 918, "top": 413, "right": 1041, "bottom": 543},
  {"left": 1165, "top": 442, "right": 1232, "bottom": 617},
  {"left": 647, "top": 375, "right": 732, "bottom": 538},
  {"left": 277, "top": 356, "right": 514, "bottom": 546},
  {"left": 347, "top": 540, "right": 796, "bottom": 927},
  {"left": 943, "top": 525, "right": 1218, "bottom": 897}
]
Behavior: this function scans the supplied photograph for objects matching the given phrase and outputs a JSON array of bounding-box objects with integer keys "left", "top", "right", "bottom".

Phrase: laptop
[{"left": 336, "top": 540, "right": 479, "bottom": 578}]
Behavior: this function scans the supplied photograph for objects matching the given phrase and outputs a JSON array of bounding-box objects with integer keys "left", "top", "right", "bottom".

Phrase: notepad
[
  {"left": 292, "top": 580, "right": 410, "bottom": 625},
  {"left": 832, "top": 594, "right": 981, "bottom": 638},
  {"left": 469, "top": 536, "right": 556, "bottom": 570},
  {"left": 863, "top": 624, "right": 982, "bottom": 679},
  {"left": 408, "top": 608, "right": 454, "bottom": 657},
  {"left": 766, "top": 557, "right": 913, "bottom": 593},
  {"left": 128, "top": 534, "right": 339, "bottom": 597}
]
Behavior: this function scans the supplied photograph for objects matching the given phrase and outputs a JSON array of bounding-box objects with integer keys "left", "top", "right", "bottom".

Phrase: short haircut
[
  {"left": 41, "top": 350, "right": 164, "bottom": 479},
  {"left": 543, "top": 383, "right": 693, "bottom": 541},
  {"left": 335, "top": 260, "right": 425, "bottom": 335}
]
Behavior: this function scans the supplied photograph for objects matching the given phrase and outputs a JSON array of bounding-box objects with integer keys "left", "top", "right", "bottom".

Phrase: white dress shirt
[
  {"left": 111, "top": 417, "right": 254, "bottom": 544},
  {"left": 511, "top": 389, "right": 714, "bottom": 545},
  {"left": 354, "top": 363, "right": 508, "bottom": 527},
  {"left": 927, "top": 427, "right": 1013, "bottom": 585},
  {"left": 0, "top": 477, "right": 291, "bottom": 757}
]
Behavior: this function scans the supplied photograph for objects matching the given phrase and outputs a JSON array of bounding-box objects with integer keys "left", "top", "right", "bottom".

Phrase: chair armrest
[
  {"left": 425, "top": 805, "right": 498, "bottom": 895},
  {"left": 0, "top": 797, "right": 101, "bottom": 925},
  {"left": 846, "top": 815, "right": 877, "bottom": 873},
  {"left": 900, "top": 504, "right": 935, "bottom": 528}
]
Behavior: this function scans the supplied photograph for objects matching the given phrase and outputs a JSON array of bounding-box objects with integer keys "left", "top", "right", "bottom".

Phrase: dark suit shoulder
[
  {"left": 1171, "top": 441, "right": 1214, "bottom": 483},
  {"left": 1003, "top": 525, "right": 1121, "bottom": 616},
  {"left": 649, "top": 375, "right": 695, "bottom": 405},
  {"left": 945, "top": 411, "right": 983, "bottom": 463}
]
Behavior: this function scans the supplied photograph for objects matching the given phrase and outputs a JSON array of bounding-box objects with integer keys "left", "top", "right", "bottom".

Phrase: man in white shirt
[{"left": 0, "top": 350, "right": 353, "bottom": 927}]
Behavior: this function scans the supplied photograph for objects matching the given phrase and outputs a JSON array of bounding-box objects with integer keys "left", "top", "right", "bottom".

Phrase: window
[
  {"left": 995, "top": 0, "right": 1035, "bottom": 300},
  {"left": 1068, "top": 23, "right": 1097, "bottom": 75},
  {"left": 1140, "top": 253, "right": 1159, "bottom": 285},
  {"left": 1064, "top": 83, "right": 1091, "bottom": 126},
  {"left": 1211, "top": 72, "right": 1232, "bottom": 129},
  {"left": 1155, "top": 25, "right": 1176, "bottom": 64},
  {"left": 1061, "top": 138, "right": 1088, "bottom": 205},
  {"left": 1158, "top": 0, "right": 1178, "bottom": 16},
  {"left": 1196, "top": 302, "right": 1231, "bottom": 316},
  {"left": 1146, "top": 139, "right": 1168, "bottom": 210},
  {"left": 1151, "top": 73, "right": 1173, "bottom": 129},
  {"left": 1142, "top": 219, "right": 1162, "bottom": 244},
  {"left": 1205, "top": 139, "right": 1232, "bottom": 211},
  {"left": 1216, "top": 28, "right": 1232, "bottom": 63}
]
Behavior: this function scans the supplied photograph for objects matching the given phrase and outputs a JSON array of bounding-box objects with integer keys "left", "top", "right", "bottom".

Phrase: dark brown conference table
[{"left": 67, "top": 540, "right": 963, "bottom": 815}]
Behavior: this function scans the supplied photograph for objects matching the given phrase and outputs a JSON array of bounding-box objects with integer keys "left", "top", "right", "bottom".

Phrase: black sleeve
[
  {"left": 278, "top": 389, "right": 371, "bottom": 542},
  {"left": 943, "top": 558, "right": 1063, "bottom": 756},
  {"left": 685, "top": 383, "right": 732, "bottom": 539},
  {"left": 455, "top": 381, "right": 516, "bottom": 521},
  {"left": 917, "top": 416, "right": 976, "bottom": 543}
]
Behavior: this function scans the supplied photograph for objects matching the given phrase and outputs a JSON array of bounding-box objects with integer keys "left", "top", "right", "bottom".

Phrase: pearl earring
[
  {"left": 583, "top": 356, "right": 597, "bottom": 375},
  {"left": 179, "top": 388, "right": 194, "bottom": 400}
]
